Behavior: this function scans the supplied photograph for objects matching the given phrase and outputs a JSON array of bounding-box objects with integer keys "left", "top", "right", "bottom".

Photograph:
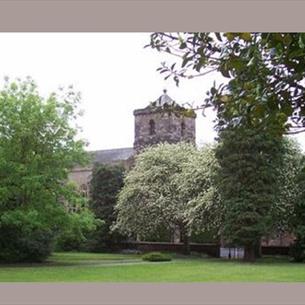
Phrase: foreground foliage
[{"left": 148, "top": 32, "right": 305, "bottom": 135}]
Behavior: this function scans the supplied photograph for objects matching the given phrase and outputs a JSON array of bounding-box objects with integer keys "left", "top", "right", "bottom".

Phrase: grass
[{"left": 0, "top": 252, "right": 305, "bottom": 282}]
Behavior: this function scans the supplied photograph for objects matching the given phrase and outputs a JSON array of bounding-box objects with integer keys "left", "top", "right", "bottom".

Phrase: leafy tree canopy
[
  {"left": 148, "top": 33, "right": 305, "bottom": 136},
  {"left": 0, "top": 77, "right": 90, "bottom": 262}
]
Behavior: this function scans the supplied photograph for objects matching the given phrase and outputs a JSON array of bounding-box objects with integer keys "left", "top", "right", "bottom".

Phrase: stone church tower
[
  {"left": 133, "top": 90, "right": 196, "bottom": 151},
  {"left": 69, "top": 90, "right": 196, "bottom": 197}
]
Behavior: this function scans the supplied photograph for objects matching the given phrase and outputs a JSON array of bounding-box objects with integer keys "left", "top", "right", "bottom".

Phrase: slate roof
[{"left": 90, "top": 147, "right": 134, "bottom": 164}]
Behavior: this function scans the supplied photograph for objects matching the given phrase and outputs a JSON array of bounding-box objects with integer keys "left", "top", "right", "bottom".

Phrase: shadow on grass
[{"left": 0, "top": 253, "right": 296, "bottom": 269}]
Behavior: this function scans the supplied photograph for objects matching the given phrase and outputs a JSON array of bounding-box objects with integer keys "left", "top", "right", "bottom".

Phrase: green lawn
[{"left": 0, "top": 252, "right": 305, "bottom": 282}]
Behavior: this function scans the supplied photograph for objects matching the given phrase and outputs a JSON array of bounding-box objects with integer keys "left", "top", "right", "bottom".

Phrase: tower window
[
  {"left": 181, "top": 121, "right": 186, "bottom": 137},
  {"left": 149, "top": 119, "right": 156, "bottom": 135}
]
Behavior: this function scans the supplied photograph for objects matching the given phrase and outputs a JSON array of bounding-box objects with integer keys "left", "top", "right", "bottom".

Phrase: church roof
[
  {"left": 91, "top": 147, "right": 134, "bottom": 164},
  {"left": 154, "top": 89, "right": 175, "bottom": 107},
  {"left": 134, "top": 90, "right": 180, "bottom": 115}
]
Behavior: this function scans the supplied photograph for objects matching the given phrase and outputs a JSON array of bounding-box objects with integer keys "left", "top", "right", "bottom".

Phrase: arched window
[
  {"left": 149, "top": 119, "right": 156, "bottom": 135},
  {"left": 181, "top": 121, "right": 186, "bottom": 137}
]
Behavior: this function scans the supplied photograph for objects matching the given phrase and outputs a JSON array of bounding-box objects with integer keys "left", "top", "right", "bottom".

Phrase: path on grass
[{"left": 47, "top": 257, "right": 175, "bottom": 268}]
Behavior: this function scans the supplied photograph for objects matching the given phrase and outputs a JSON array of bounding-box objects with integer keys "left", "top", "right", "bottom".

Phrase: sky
[{"left": 0, "top": 32, "right": 304, "bottom": 151}]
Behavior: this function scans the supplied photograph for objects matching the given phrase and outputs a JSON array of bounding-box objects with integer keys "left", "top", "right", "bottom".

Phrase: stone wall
[
  {"left": 69, "top": 159, "right": 134, "bottom": 195},
  {"left": 261, "top": 232, "right": 295, "bottom": 247},
  {"left": 68, "top": 166, "right": 93, "bottom": 196},
  {"left": 134, "top": 108, "right": 196, "bottom": 151},
  {"left": 111, "top": 241, "right": 291, "bottom": 257},
  {"left": 68, "top": 149, "right": 134, "bottom": 193}
]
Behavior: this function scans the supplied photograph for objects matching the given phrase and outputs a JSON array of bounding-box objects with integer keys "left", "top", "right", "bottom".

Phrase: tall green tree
[
  {"left": 0, "top": 77, "right": 90, "bottom": 262},
  {"left": 289, "top": 155, "right": 305, "bottom": 261},
  {"left": 214, "top": 127, "right": 300, "bottom": 261},
  {"left": 113, "top": 143, "right": 218, "bottom": 254},
  {"left": 89, "top": 163, "right": 125, "bottom": 251}
]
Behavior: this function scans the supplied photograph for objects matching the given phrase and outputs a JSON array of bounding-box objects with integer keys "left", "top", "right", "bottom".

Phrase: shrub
[
  {"left": 55, "top": 209, "right": 100, "bottom": 252},
  {"left": 0, "top": 210, "right": 55, "bottom": 263},
  {"left": 142, "top": 252, "right": 172, "bottom": 262},
  {"left": 289, "top": 242, "right": 305, "bottom": 262}
]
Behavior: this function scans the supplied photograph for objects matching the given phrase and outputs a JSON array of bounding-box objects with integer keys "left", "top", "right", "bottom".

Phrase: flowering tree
[{"left": 113, "top": 143, "right": 218, "bottom": 254}]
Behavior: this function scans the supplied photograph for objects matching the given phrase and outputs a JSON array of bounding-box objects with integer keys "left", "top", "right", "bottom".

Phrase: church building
[
  {"left": 68, "top": 90, "right": 293, "bottom": 247},
  {"left": 68, "top": 90, "right": 196, "bottom": 195}
]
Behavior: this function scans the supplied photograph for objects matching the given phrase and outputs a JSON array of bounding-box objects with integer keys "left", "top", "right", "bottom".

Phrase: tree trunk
[
  {"left": 179, "top": 225, "right": 191, "bottom": 255},
  {"left": 254, "top": 241, "right": 262, "bottom": 258},
  {"left": 244, "top": 245, "right": 256, "bottom": 262},
  {"left": 183, "top": 234, "right": 191, "bottom": 255}
]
